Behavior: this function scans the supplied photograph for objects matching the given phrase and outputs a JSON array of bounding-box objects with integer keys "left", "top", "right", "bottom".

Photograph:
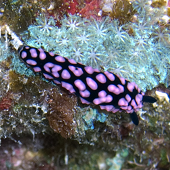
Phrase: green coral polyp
[{"left": 19, "top": 13, "right": 170, "bottom": 91}]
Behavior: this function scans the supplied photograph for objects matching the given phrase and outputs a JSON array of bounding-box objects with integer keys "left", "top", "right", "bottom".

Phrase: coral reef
[{"left": 1, "top": 0, "right": 170, "bottom": 169}]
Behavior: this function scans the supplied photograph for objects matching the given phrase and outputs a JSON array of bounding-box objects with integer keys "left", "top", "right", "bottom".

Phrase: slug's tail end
[
  {"left": 130, "top": 96, "right": 156, "bottom": 125},
  {"left": 143, "top": 96, "right": 157, "bottom": 103},
  {"left": 130, "top": 112, "right": 139, "bottom": 125}
]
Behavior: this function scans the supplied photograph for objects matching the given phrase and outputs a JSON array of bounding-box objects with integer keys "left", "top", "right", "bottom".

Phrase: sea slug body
[{"left": 18, "top": 46, "right": 156, "bottom": 125}]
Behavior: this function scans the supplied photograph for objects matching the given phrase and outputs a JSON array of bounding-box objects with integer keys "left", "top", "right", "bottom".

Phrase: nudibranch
[{"left": 18, "top": 46, "right": 156, "bottom": 125}]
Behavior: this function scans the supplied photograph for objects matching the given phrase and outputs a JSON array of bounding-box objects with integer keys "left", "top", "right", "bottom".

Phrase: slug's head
[{"left": 18, "top": 45, "right": 30, "bottom": 63}]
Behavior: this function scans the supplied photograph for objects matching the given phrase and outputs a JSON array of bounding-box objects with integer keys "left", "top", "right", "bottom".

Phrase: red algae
[
  {"left": 79, "top": 0, "right": 102, "bottom": 20},
  {"left": 0, "top": 92, "right": 13, "bottom": 111},
  {"left": 63, "top": 0, "right": 79, "bottom": 15}
]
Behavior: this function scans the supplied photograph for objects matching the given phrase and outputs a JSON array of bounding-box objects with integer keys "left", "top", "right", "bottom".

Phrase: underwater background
[{"left": 0, "top": 0, "right": 170, "bottom": 169}]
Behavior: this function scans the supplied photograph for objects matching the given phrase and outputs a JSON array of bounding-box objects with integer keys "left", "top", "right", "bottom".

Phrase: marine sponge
[{"left": 46, "top": 87, "right": 78, "bottom": 138}]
